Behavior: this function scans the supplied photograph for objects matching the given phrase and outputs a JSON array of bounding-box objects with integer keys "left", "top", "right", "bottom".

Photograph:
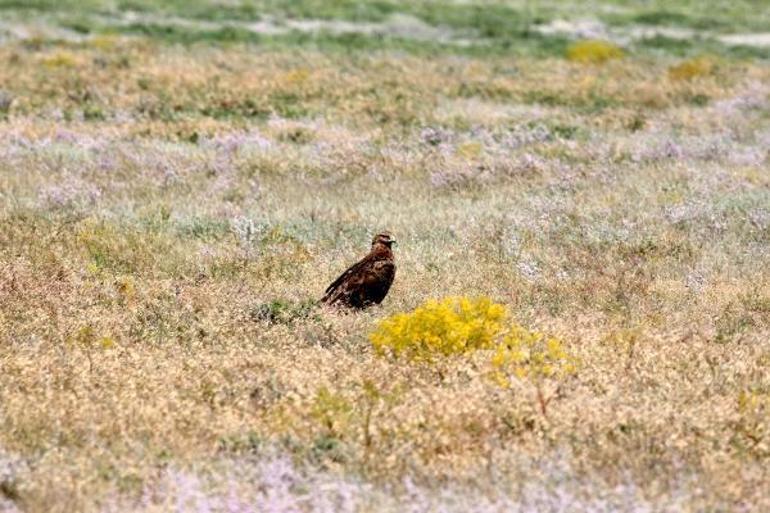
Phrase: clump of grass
[
  {"left": 455, "top": 141, "right": 483, "bottom": 159},
  {"left": 88, "top": 34, "right": 119, "bottom": 50},
  {"left": 66, "top": 324, "right": 115, "bottom": 350},
  {"left": 40, "top": 51, "right": 78, "bottom": 68},
  {"left": 566, "top": 40, "right": 624, "bottom": 64},
  {"left": 250, "top": 299, "right": 318, "bottom": 325},
  {"left": 0, "top": 90, "right": 12, "bottom": 120},
  {"left": 369, "top": 296, "right": 507, "bottom": 361},
  {"left": 734, "top": 388, "right": 770, "bottom": 455},
  {"left": 311, "top": 386, "right": 353, "bottom": 438},
  {"left": 668, "top": 56, "right": 715, "bottom": 80}
]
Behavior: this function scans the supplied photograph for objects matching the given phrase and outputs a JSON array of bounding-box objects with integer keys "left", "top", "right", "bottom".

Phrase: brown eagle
[{"left": 321, "top": 231, "right": 396, "bottom": 309}]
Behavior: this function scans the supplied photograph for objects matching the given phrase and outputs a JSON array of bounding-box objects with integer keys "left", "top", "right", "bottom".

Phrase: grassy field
[{"left": 0, "top": 1, "right": 769, "bottom": 511}]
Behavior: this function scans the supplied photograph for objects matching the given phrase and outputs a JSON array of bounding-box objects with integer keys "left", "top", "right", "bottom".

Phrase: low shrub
[
  {"left": 40, "top": 51, "right": 79, "bottom": 68},
  {"left": 491, "top": 324, "right": 577, "bottom": 386},
  {"left": 370, "top": 296, "right": 577, "bottom": 409},
  {"left": 566, "top": 40, "right": 624, "bottom": 64},
  {"left": 250, "top": 299, "right": 318, "bottom": 325},
  {"left": 369, "top": 296, "right": 507, "bottom": 361},
  {"left": 668, "top": 56, "right": 715, "bottom": 80}
]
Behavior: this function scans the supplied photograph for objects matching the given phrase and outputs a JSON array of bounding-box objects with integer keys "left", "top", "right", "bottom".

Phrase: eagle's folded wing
[{"left": 321, "top": 256, "right": 371, "bottom": 305}]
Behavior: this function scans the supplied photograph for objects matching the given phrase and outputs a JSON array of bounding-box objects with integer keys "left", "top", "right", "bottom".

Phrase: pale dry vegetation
[{"left": 0, "top": 2, "right": 769, "bottom": 512}]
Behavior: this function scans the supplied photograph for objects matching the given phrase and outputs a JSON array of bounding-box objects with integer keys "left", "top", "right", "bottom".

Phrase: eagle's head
[{"left": 372, "top": 231, "right": 397, "bottom": 249}]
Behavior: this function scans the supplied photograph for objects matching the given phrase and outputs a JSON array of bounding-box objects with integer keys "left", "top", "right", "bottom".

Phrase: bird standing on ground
[{"left": 321, "top": 231, "right": 396, "bottom": 309}]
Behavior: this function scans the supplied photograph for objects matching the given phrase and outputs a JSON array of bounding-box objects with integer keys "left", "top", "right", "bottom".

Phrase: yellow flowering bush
[
  {"left": 370, "top": 296, "right": 576, "bottom": 417},
  {"left": 491, "top": 324, "right": 577, "bottom": 387},
  {"left": 41, "top": 51, "right": 79, "bottom": 68},
  {"left": 369, "top": 296, "right": 507, "bottom": 361},
  {"left": 668, "top": 56, "right": 715, "bottom": 80},
  {"left": 566, "top": 40, "right": 624, "bottom": 64}
]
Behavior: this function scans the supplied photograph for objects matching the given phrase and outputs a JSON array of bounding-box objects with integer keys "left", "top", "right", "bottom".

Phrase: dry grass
[{"left": 0, "top": 9, "right": 769, "bottom": 512}]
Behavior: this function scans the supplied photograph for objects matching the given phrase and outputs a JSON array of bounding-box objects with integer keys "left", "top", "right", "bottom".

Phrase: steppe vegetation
[{"left": 0, "top": 1, "right": 769, "bottom": 511}]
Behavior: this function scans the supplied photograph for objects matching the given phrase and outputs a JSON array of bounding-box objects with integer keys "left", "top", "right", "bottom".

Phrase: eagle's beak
[{"left": 391, "top": 239, "right": 398, "bottom": 247}]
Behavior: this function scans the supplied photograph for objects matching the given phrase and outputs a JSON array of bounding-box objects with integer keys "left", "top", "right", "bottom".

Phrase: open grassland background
[{"left": 0, "top": 0, "right": 769, "bottom": 511}]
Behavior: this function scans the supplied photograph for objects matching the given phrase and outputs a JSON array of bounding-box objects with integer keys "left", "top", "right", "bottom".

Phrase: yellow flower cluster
[
  {"left": 738, "top": 389, "right": 770, "bottom": 415},
  {"left": 370, "top": 296, "right": 576, "bottom": 384},
  {"left": 491, "top": 324, "right": 577, "bottom": 387},
  {"left": 566, "top": 40, "right": 624, "bottom": 64},
  {"left": 668, "top": 56, "right": 715, "bottom": 80},
  {"left": 40, "top": 51, "right": 79, "bottom": 69},
  {"left": 369, "top": 296, "right": 507, "bottom": 361}
]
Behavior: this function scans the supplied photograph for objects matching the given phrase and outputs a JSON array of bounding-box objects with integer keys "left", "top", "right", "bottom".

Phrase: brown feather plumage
[{"left": 321, "top": 231, "right": 396, "bottom": 309}]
